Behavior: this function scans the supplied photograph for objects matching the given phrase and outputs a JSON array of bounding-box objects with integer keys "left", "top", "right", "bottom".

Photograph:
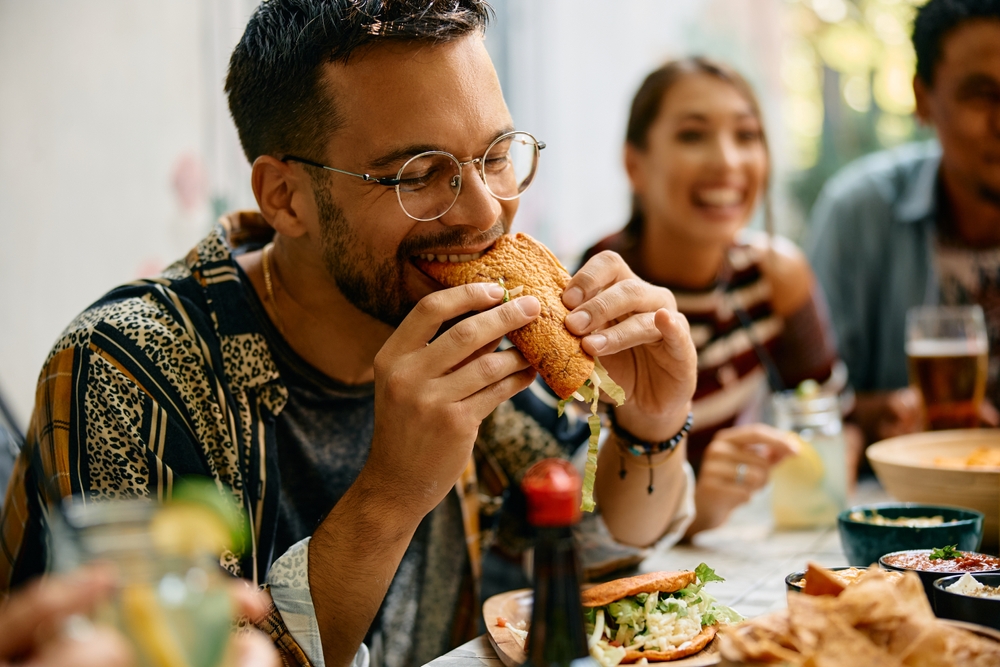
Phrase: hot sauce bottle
[{"left": 521, "top": 459, "right": 598, "bottom": 667}]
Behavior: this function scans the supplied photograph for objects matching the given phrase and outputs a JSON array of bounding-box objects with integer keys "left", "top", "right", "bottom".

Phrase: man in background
[{"left": 808, "top": 0, "right": 1000, "bottom": 442}]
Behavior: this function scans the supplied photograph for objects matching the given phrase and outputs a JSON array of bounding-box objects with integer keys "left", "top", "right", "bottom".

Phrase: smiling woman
[{"left": 581, "top": 57, "right": 841, "bottom": 538}]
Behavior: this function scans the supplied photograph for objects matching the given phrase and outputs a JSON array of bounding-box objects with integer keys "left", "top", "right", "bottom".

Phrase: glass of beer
[{"left": 906, "top": 305, "right": 988, "bottom": 430}]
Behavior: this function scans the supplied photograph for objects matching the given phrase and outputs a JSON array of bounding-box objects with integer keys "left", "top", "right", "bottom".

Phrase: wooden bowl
[{"left": 867, "top": 430, "right": 1000, "bottom": 554}]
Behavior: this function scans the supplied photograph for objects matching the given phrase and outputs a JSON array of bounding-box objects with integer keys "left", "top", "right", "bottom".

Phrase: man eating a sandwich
[{"left": 0, "top": 2, "right": 699, "bottom": 666}]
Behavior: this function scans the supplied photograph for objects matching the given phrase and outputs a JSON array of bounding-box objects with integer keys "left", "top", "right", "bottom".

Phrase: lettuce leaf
[
  {"left": 580, "top": 414, "right": 601, "bottom": 512},
  {"left": 607, "top": 598, "right": 644, "bottom": 629}
]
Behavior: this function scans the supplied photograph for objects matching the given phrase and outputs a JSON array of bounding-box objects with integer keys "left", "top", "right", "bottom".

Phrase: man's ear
[
  {"left": 624, "top": 143, "right": 647, "bottom": 197},
  {"left": 913, "top": 75, "right": 933, "bottom": 127},
  {"left": 251, "top": 156, "right": 310, "bottom": 239}
]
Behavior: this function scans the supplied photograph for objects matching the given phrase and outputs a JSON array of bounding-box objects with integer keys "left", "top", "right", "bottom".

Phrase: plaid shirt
[{"left": 0, "top": 211, "right": 580, "bottom": 665}]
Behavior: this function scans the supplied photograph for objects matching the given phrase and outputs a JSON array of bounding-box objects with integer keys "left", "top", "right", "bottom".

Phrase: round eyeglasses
[{"left": 282, "top": 131, "right": 545, "bottom": 222}]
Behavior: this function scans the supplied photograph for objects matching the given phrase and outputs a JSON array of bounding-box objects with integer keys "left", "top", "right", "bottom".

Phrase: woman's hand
[{"left": 685, "top": 424, "right": 799, "bottom": 538}]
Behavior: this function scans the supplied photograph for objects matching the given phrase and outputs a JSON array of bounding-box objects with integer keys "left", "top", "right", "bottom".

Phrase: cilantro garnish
[
  {"left": 696, "top": 563, "right": 725, "bottom": 585},
  {"left": 929, "top": 545, "right": 961, "bottom": 560}
]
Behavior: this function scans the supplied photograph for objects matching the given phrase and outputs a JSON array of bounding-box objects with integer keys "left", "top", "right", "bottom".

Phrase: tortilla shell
[
  {"left": 622, "top": 624, "right": 718, "bottom": 663},
  {"left": 414, "top": 233, "right": 594, "bottom": 399},
  {"left": 580, "top": 571, "right": 697, "bottom": 608}
]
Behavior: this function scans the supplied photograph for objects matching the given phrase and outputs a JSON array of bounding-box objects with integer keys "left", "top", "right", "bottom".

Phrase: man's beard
[{"left": 314, "top": 184, "right": 507, "bottom": 327}]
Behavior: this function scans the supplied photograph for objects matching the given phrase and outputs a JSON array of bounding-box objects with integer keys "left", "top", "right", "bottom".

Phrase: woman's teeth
[
  {"left": 417, "top": 251, "right": 485, "bottom": 263},
  {"left": 696, "top": 188, "right": 743, "bottom": 207}
]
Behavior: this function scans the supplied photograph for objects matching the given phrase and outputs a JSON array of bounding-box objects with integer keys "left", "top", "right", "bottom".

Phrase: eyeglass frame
[{"left": 280, "top": 130, "right": 545, "bottom": 221}]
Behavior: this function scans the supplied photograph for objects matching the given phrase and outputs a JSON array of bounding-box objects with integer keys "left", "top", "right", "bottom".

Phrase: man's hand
[
  {"left": 365, "top": 281, "right": 540, "bottom": 518},
  {"left": 311, "top": 282, "right": 540, "bottom": 666},
  {"left": 563, "top": 250, "right": 697, "bottom": 440}
]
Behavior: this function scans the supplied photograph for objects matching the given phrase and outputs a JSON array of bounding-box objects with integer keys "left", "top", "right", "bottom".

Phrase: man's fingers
[
  {"left": 887, "top": 388, "right": 921, "bottom": 423},
  {"left": 426, "top": 297, "right": 539, "bottom": 371},
  {"left": 565, "top": 278, "right": 672, "bottom": 336},
  {"left": 0, "top": 565, "right": 115, "bottom": 658},
  {"left": 446, "top": 348, "right": 532, "bottom": 397},
  {"left": 451, "top": 336, "right": 504, "bottom": 373},
  {"left": 562, "top": 250, "right": 635, "bottom": 310},
  {"left": 463, "top": 367, "right": 537, "bottom": 420},
  {"left": 981, "top": 400, "right": 1000, "bottom": 427},
  {"left": 386, "top": 283, "right": 507, "bottom": 355},
  {"left": 581, "top": 311, "right": 662, "bottom": 357}
]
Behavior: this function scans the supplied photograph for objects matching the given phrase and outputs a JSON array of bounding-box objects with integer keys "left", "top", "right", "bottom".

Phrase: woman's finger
[{"left": 713, "top": 424, "right": 801, "bottom": 461}]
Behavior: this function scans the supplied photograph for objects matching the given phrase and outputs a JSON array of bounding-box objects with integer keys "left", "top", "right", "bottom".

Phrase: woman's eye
[
  {"left": 737, "top": 130, "right": 762, "bottom": 143},
  {"left": 677, "top": 130, "right": 704, "bottom": 143}
]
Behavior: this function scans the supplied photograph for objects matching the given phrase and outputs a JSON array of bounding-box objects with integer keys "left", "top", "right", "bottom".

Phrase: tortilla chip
[
  {"left": 621, "top": 624, "right": 717, "bottom": 663},
  {"left": 802, "top": 563, "right": 846, "bottom": 597},
  {"left": 580, "top": 571, "right": 697, "bottom": 608},
  {"left": 414, "top": 233, "right": 594, "bottom": 399}
]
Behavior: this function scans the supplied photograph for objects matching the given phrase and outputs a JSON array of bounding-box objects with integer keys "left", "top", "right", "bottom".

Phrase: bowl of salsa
[
  {"left": 933, "top": 573, "right": 1000, "bottom": 630},
  {"left": 880, "top": 547, "right": 1000, "bottom": 609},
  {"left": 838, "top": 503, "right": 983, "bottom": 567}
]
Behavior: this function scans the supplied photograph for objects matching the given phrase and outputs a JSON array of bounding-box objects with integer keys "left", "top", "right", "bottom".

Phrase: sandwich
[
  {"left": 581, "top": 564, "right": 742, "bottom": 666},
  {"left": 415, "top": 233, "right": 625, "bottom": 511},
  {"left": 416, "top": 232, "right": 596, "bottom": 399}
]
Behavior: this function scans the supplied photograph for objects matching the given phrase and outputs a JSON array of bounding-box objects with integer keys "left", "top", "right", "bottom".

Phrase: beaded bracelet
[
  {"left": 609, "top": 410, "right": 694, "bottom": 456},
  {"left": 610, "top": 410, "right": 694, "bottom": 494}
]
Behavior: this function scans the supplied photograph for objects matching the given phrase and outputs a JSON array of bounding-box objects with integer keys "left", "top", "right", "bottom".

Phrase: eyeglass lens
[{"left": 396, "top": 132, "right": 540, "bottom": 221}]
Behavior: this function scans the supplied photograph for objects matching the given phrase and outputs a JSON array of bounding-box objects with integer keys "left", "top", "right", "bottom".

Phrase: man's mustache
[{"left": 399, "top": 222, "right": 507, "bottom": 259}]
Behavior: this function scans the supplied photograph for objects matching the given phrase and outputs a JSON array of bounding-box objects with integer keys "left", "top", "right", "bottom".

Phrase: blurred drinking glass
[
  {"left": 49, "top": 484, "right": 244, "bottom": 667},
  {"left": 905, "top": 305, "right": 988, "bottom": 430}
]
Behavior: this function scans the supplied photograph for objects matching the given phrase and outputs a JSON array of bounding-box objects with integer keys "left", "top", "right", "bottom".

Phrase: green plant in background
[{"left": 783, "top": 0, "right": 934, "bottom": 221}]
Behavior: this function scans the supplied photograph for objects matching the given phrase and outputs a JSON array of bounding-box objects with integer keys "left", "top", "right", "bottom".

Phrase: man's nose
[{"left": 440, "top": 160, "right": 502, "bottom": 231}]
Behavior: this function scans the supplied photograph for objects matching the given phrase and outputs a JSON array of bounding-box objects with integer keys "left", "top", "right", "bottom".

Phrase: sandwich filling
[
  {"left": 555, "top": 358, "right": 625, "bottom": 513},
  {"left": 585, "top": 564, "right": 742, "bottom": 667}
]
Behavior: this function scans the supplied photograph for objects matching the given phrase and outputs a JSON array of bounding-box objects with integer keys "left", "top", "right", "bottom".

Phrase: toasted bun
[
  {"left": 622, "top": 624, "right": 717, "bottom": 663},
  {"left": 415, "top": 233, "right": 594, "bottom": 399},
  {"left": 580, "top": 571, "right": 697, "bottom": 608}
]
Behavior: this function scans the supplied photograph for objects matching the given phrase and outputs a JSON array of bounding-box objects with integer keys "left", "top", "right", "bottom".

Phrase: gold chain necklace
[{"left": 261, "top": 242, "right": 286, "bottom": 335}]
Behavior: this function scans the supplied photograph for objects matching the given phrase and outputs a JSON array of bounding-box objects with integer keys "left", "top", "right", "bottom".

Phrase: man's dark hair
[
  {"left": 225, "top": 0, "right": 492, "bottom": 164},
  {"left": 913, "top": 0, "right": 1000, "bottom": 86}
]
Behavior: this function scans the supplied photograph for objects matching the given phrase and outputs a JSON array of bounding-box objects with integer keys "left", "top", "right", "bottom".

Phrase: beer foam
[{"left": 906, "top": 338, "right": 988, "bottom": 357}]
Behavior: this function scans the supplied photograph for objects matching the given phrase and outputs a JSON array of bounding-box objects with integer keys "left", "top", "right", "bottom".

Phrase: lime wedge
[{"left": 151, "top": 478, "right": 248, "bottom": 557}]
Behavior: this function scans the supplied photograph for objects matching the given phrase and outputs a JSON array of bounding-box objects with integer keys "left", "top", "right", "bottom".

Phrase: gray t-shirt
[{"left": 239, "top": 266, "right": 464, "bottom": 667}]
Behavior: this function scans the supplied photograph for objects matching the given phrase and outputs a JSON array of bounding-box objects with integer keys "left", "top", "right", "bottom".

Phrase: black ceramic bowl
[
  {"left": 933, "top": 573, "right": 1000, "bottom": 630},
  {"left": 879, "top": 549, "right": 1000, "bottom": 609},
  {"left": 838, "top": 503, "right": 983, "bottom": 567},
  {"left": 784, "top": 566, "right": 865, "bottom": 597}
]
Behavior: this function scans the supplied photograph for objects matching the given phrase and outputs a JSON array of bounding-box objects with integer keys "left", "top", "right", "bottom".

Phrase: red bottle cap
[{"left": 521, "top": 459, "right": 582, "bottom": 527}]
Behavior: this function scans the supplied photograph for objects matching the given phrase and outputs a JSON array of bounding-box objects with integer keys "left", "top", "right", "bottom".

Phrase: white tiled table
[{"left": 424, "top": 480, "right": 889, "bottom": 666}]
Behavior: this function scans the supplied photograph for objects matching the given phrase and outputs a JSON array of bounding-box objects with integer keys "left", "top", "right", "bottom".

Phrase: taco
[{"left": 582, "top": 564, "right": 742, "bottom": 666}]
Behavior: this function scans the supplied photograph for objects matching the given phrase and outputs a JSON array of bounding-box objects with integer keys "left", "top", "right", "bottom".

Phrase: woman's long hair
[{"left": 623, "top": 56, "right": 773, "bottom": 241}]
